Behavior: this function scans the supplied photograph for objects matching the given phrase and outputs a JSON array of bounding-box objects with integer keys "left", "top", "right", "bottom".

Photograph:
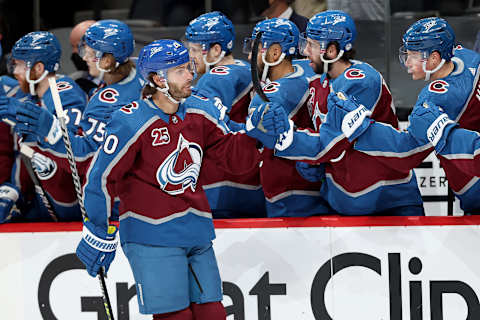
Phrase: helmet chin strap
[
  {"left": 261, "top": 50, "right": 286, "bottom": 82},
  {"left": 202, "top": 50, "right": 226, "bottom": 72},
  {"left": 96, "top": 59, "right": 120, "bottom": 81},
  {"left": 422, "top": 58, "right": 446, "bottom": 81},
  {"left": 320, "top": 50, "right": 344, "bottom": 74},
  {"left": 26, "top": 68, "right": 49, "bottom": 96},
  {"left": 150, "top": 82, "right": 184, "bottom": 104}
]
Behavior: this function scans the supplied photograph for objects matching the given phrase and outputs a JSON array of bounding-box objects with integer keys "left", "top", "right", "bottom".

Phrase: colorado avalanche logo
[
  {"left": 428, "top": 80, "right": 449, "bottom": 94},
  {"left": 262, "top": 82, "right": 280, "bottom": 93},
  {"left": 345, "top": 69, "right": 365, "bottom": 79},
  {"left": 99, "top": 88, "right": 119, "bottom": 103},
  {"left": 31, "top": 153, "right": 57, "bottom": 180},
  {"left": 56, "top": 81, "right": 73, "bottom": 92},
  {"left": 210, "top": 66, "right": 230, "bottom": 75},
  {"left": 156, "top": 134, "right": 203, "bottom": 195}
]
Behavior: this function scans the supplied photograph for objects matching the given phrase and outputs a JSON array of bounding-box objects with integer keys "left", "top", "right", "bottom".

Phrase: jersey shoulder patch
[{"left": 98, "top": 88, "right": 120, "bottom": 104}]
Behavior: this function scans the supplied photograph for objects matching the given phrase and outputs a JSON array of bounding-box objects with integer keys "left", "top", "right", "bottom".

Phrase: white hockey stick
[{"left": 48, "top": 77, "right": 115, "bottom": 320}]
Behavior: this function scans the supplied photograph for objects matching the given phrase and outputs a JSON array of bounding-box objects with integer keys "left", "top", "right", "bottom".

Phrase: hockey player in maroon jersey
[{"left": 75, "top": 39, "right": 285, "bottom": 319}]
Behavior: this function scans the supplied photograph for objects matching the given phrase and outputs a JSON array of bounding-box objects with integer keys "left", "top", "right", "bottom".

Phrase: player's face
[
  {"left": 81, "top": 45, "right": 101, "bottom": 77},
  {"left": 302, "top": 38, "right": 325, "bottom": 74},
  {"left": 401, "top": 50, "right": 428, "bottom": 80},
  {"left": 186, "top": 42, "right": 206, "bottom": 75},
  {"left": 167, "top": 61, "right": 195, "bottom": 99},
  {"left": 247, "top": 43, "right": 266, "bottom": 75},
  {"left": 11, "top": 59, "right": 42, "bottom": 93}
]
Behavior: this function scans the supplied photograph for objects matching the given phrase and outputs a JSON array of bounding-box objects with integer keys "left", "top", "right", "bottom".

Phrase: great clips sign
[{"left": 1, "top": 218, "right": 480, "bottom": 319}]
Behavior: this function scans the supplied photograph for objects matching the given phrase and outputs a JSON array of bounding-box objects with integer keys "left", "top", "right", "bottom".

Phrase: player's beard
[
  {"left": 168, "top": 80, "right": 192, "bottom": 100},
  {"left": 16, "top": 69, "right": 40, "bottom": 94}
]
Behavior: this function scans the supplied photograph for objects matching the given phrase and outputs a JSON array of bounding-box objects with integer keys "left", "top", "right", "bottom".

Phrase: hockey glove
[
  {"left": 246, "top": 102, "right": 287, "bottom": 149},
  {"left": 16, "top": 101, "right": 62, "bottom": 145},
  {"left": 408, "top": 100, "right": 457, "bottom": 153},
  {"left": 76, "top": 218, "right": 119, "bottom": 277},
  {"left": 296, "top": 162, "right": 325, "bottom": 183},
  {"left": 0, "top": 96, "right": 19, "bottom": 124},
  {"left": 327, "top": 92, "right": 372, "bottom": 142},
  {"left": 0, "top": 183, "right": 21, "bottom": 223}
]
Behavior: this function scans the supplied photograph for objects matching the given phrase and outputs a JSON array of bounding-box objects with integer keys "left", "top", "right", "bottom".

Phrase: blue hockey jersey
[
  {"left": 12, "top": 75, "right": 88, "bottom": 221},
  {"left": 250, "top": 63, "right": 334, "bottom": 217},
  {"left": 351, "top": 46, "right": 480, "bottom": 213},
  {"left": 275, "top": 60, "right": 423, "bottom": 215}
]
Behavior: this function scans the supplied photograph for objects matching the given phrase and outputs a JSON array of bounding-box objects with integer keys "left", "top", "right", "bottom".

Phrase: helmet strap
[
  {"left": 320, "top": 50, "right": 344, "bottom": 74},
  {"left": 151, "top": 81, "right": 184, "bottom": 104},
  {"left": 202, "top": 50, "right": 226, "bottom": 72},
  {"left": 422, "top": 58, "right": 446, "bottom": 81},
  {"left": 95, "top": 59, "right": 120, "bottom": 80},
  {"left": 261, "top": 49, "right": 286, "bottom": 82},
  {"left": 26, "top": 68, "right": 49, "bottom": 96}
]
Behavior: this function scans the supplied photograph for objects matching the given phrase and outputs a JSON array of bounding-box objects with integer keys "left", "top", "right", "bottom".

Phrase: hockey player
[
  {"left": 185, "top": 11, "right": 251, "bottom": 124},
  {"left": 264, "top": 11, "right": 425, "bottom": 215},
  {"left": 16, "top": 20, "right": 142, "bottom": 197},
  {"left": 388, "top": 17, "right": 480, "bottom": 214},
  {"left": 75, "top": 39, "right": 281, "bottom": 319},
  {"left": 185, "top": 11, "right": 265, "bottom": 218},
  {"left": 0, "top": 31, "right": 88, "bottom": 222},
  {"left": 311, "top": 17, "right": 480, "bottom": 214},
  {"left": 243, "top": 18, "right": 338, "bottom": 217}
]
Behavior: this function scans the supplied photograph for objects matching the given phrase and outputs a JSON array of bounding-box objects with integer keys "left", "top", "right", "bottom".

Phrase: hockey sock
[
  {"left": 190, "top": 302, "right": 226, "bottom": 320},
  {"left": 153, "top": 307, "right": 193, "bottom": 320}
]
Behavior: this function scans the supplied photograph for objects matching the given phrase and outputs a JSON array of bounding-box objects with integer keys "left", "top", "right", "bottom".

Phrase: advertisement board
[{"left": 1, "top": 217, "right": 480, "bottom": 320}]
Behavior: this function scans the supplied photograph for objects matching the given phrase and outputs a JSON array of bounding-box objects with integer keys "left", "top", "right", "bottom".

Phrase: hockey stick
[
  {"left": 251, "top": 31, "right": 270, "bottom": 103},
  {"left": 2, "top": 118, "right": 59, "bottom": 222},
  {"left": 47, "top": 77, "right": 115, "bottom": 320}
]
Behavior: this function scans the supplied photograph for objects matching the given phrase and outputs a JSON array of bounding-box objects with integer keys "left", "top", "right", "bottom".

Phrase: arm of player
[
  {"left": 272, "top": 92, "right": 366, "bottom": 164},
  {"left": 409, "top": 102, "right": 480, "bottom": 177},
  {"left": 435, "top": 128, "right": 480, "bottom": 177},
  {"left": 352, "top": 120, "right": 433, "bottom": 172},
  {"left": 82, "top": 110, "right": 139, "bottom": 229}
]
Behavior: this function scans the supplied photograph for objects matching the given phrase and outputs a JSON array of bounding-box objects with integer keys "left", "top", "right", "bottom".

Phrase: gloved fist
[
  {"left": 0, "top": 96, "right": 19, "bottom": 124},
  {"left": 0, "top": 183, "right": 21, "bottom": 223},
  {"left": 76, "top": 218, "right": 119, "bottom": 277},
  {"left": 326, "top": 92, "right": 372, "bottom": 141},
  {"left": 15, "top": 101, "right": 62, "bottom": 144},
  {"left": 408, "top": 100, "right": 456, "bottom": 152},
  {"left": 296, "top": 162, "right": 325, "bottom": 182},
  {"left": 246, "top": 102, "right": 289, "bottom": 149}
]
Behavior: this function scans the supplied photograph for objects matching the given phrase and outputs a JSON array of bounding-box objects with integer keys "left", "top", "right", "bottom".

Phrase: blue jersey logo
[{"left": 156, "top": 134, "right": 203, "bottom": 195}]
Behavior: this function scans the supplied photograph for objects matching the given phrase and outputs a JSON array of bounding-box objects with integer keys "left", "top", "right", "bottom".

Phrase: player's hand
[
  {"left": 0, "top": 183, "right": 21, "bottom": 223},
  {"left": 246, "top": 102, "right": 288, "bottom": 149},
  {"left": 296, "top": 162, "right": 325, "bottom": 182},
  {"left": 15, "top": 101, "right": 62, "bottom": 144},
  {"left": 408, "top": 100, "right": 456, "bottom": 152},
  {"left": 327, "top": 92, "right": 372, "bottom": 142},
  {"left": 0, "top": 97, "right": 19, "bottom": 124},
  {"left": 76, "top": 218, "right": 119, "bottom": 277}
]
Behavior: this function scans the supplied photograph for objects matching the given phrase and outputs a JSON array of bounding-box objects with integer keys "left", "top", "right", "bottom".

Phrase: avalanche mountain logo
[{"left": 156, "top": 134, "right": 203, "bottom": 195}]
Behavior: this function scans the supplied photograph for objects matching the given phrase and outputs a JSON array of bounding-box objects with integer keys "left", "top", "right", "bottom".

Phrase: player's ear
[
  {"left": 267, "top": 43, "right": 282, "bottom": 62},
  {"left": 326, "top": 43, "right": 337, "bottom": 57},
  {"left": 32, "top": 62, "right": 45, "bottom": 75},
  {"left": 430, "top": 51, "right": 442, "bottom": 64},
  {"left": 100, "top": 53, "right": 116, "bottom": 71},
  {"left": 210, "top": 43, "right": 222, "bottom": 58},
  {"left": 152, "top": 74, "right": 166, "bottom": 89}
]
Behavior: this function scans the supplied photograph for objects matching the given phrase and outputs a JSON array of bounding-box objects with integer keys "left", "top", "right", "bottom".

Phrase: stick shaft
[{"left": 48, "top": 77, "right": 115, "bottom": 320}]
